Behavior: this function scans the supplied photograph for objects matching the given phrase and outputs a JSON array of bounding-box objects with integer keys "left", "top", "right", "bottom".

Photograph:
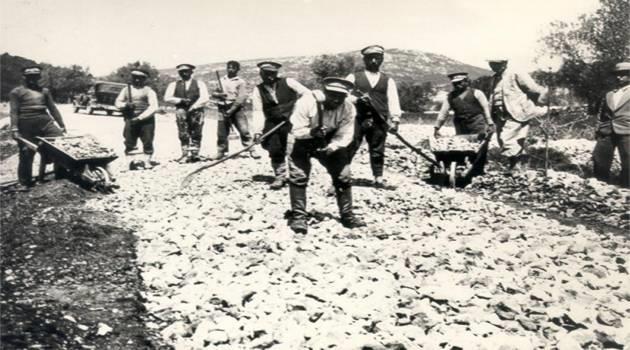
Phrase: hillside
[
  {"left": 159, "top": 48, "right": 490, "bottom": 88},
  {"left": 0, "top": 53, "right": 38, "bottom": 100}
]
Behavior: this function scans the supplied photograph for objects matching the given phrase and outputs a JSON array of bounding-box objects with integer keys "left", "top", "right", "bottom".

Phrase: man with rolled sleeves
[
  {"left": 593, "top": 61, "right": 630, "bottom": 188},
  {"left": 115, "top": 69, "right": 160, "bottom": 168},
  {"left": 488, "top": 58, "right": 548, "bottom": 173},
  {"left": 287, "top": 77, "right": 366, "bottom": 234},
  {"left": 252, "top": 61, "right": 309, "bottom": 190},
  {"left": 433, "top": 72, "right": 495, "bottom": 174},
  {"left": 9, "top": 66, "right": 66, "bottom": 189},
  {"left": 346, "top": 45, "right": 402, "bottom": 188},
  {"left": 211, "top": 60, "right": 259, "bottom": 160},
  {"left": 164, "top": 63, "right": 209, "bottom": 163}
]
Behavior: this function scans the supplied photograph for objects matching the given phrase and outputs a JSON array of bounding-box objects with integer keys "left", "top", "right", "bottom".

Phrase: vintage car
[{"left": 73, "top": 81, "right": 126, "bottom": 116}]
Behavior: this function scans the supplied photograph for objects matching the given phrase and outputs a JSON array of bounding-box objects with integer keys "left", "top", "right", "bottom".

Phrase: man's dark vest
[
  {"left": 354, "top": 71, "right": 390, "bottom": 120},
  {"left": 257, "top": 78, "right": 297, "bottom": 121},
  {"left": 448, "top": 88, "right": 484, "bottom": 119},
  {"left": 174, "top": 79, "right": 200, "bottom": 110}
]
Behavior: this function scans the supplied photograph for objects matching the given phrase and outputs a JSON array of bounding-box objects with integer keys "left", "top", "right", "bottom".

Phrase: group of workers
[{"left": 8, "top": 45, "right": 630, "bottom": 232}]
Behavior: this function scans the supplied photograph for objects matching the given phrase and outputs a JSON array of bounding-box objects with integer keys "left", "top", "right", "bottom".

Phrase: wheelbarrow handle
[{"left": 15, "top": 136, "right": 39, "bottom": 151}]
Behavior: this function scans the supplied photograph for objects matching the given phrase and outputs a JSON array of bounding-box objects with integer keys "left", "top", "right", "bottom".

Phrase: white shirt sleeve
[
  {"left": 190, "top": 80, "right": 209, "bottom": 110},
  {"left": 435, "top": 98, "right": 451, "bottom": 128},
  {"left": 289, "top": 94, "right": 315, "bottom": 140},
  {"left": 387, "top": 77, "right": 402, "bottom": 122},
  {"left": 137, "top": 88, "right": 159, "bottom": 120},
  {"left": 286, "top": 78, "right": 310, "bottom": 97},
  {"left": 163, "top": 82, "right": 181, "bottom": 105},
  {"left": 252, "top": 87, "right": 265, "bottom": 135},
  {"left": 473, "top": 89, "right": 493, "bottom": 124},
  {"left": 115, "top": 87, "right": 128, "bottom": 108},
  {"left": 328, "top": 102, "right": 356, "bottom": 151}
]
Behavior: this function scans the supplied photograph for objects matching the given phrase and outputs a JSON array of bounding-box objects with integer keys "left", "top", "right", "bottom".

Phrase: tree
[
  {"left": 104, "top": 61, "right": 170, "bottom": 101},
  {"left": 398, "top": 81, "right": 435, "bottom": 113},
  {"left": 310, "top": 54, "right": 356, "bottom": 86},
  {"left": 539, "top": 0, "right": 630, "bottom": 112},
  {"left": 40, "top": 64, "right": 93, "bottom": 102}
]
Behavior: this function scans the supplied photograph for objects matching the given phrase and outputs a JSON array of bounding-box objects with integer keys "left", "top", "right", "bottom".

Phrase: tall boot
[
  {"left": 175, "top": 146, "right": 188, "bottom": 163},
  {"left": 336, "top": 186, "right": 366, "bottom": 229},
  {"left": 270, "top": 160, "right": 287, "bottom": 190},
  {"left": 288, "top": 185, "right": 308, "bottom": 234}
]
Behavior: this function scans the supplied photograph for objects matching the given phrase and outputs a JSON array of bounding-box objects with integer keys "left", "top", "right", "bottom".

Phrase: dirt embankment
[{"left": 0, "top": 181, "right": 160, "bottom": 349}]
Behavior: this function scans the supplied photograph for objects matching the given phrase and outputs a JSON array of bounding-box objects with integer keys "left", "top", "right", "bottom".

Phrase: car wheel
[
  {"left": 87, "top": 107, "right": 94, "bottom": 115},
  {"left": 74, "top": 107, "right": 80, "bottom": 113},
  {"left": 106, "top": 110, "right": 113, "bottom": 116}
]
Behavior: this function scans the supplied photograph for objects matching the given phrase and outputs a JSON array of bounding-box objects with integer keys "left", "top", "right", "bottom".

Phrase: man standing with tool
[
  {"left": 9, "top": 66, "right": 66, "bottom": 190},
  {"left": 252, "top": 61, "right": 310, "bottom": 190},
  {"left": 433, "top": 72, "right": 495, "bottom": 174},
  {"left": 115, "top": 69, "right": 160, "bottom": 169},
  {"left": 211, "top": 61, "right": 259, "bottom": 160},
  {"left": 488, "top": 58, "right": 547, "bottom": 174},
  {"left": 346, "top": 45, "right": 402, "bottom": 188},
  {"left": 286, "top": 77, "right": 366, "bottom": 234},
  {"left": 164, "top": 63, "right": 209, "bottom": 163},
  {"left": 593, "top": 61, "right": 630, "bottom": 188}
]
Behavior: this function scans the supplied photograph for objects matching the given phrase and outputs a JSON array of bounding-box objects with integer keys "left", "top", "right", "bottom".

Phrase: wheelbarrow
[
  {"left": 32, "top": 135, "right": 118, "bottom": 193},
  {"left": 428, "top": 132, "right": 493, "bottom": 188}
]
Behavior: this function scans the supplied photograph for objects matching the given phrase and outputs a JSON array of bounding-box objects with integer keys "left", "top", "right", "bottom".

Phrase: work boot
[
  {"left": 374, "top": 177, "right": 386, "bottom": 189},
  {"left": 336, "top": 187, "right": 366, "bottom": 229},
  {"left": 209, "top": 152, "right": 226, "bottom": 161},
  {"left": 325, "top": 185, "right": 335, "bottom": 197},
  {"left": 288, "top": 185, "right": 308, "bottom": 234},
  {"left": 269, "top": 177, "right": 286, "bottom": 190}
]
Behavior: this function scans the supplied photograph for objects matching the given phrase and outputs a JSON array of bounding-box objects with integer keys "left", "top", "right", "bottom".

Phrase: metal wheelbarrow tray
[
  {"left": 36, "top": 135, "right": 118, "bottom": 192},
  {"left": 428, "top": 133, "right": 492, "bottom": 188}
]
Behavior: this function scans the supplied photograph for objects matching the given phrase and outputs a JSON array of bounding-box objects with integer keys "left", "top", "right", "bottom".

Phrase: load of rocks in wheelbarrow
[{"left": 47, "top": 135, "right": 116, "bottom": 160}]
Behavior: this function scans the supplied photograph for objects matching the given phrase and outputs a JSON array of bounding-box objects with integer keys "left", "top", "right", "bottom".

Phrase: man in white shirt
[
  {"left": 346, "top": 45, "right": 402, "bottom": 188},
  {"left": 115, "top": 69, "right": 160, "bottom": 168},
  {"left": 164, "top": 64, "right": 209, "bottom": 163},
  {"left": 286, "top": 77, "right": 366, "bottom": 234},
  {"left": 251, "top": 61, "right": 310, "bottom": 190}
]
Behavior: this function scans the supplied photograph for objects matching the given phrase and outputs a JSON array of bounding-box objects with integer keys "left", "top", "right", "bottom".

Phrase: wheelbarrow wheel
[
  {"left": 93, "top": 166, "right": 112, "bottom": 191},
  {"left": 449, "top": 161, "right": 457, "bottom": 188}
]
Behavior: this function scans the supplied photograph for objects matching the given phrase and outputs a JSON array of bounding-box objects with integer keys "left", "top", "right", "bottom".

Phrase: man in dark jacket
[{"left": 251, "top": 61, "right": 309, "bottom": 189}]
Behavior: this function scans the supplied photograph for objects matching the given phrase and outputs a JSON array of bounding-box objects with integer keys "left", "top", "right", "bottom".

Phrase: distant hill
[
  {"left": 1, "top": 53, "right": 38, "bottom": 100},
  {"left": 159, "top": 48, "right": 490, "bottom": 88}
]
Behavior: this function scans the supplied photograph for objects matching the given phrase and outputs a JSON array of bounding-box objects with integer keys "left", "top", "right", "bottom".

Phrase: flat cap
[
  {"left": 361, "top": 45, "right": 385, "bottom": 55},
  {"left": 176, "top": 63, "right": 196, "bottom": 71},
  {"left": 323, "top": 77, "right": 354, "bottom": 95},
  {"left": 130, "top": 69, "right": 150, "bottom": 78},
  {"left": 257, "top": 61, "right": 282, "bottom": 71},
  {"left": 22, "top": 66, "right": 42, "bottom": 75},
  {"left": 487, "top": 58, "right": 508, "bottom": 63},
  {"left": 614, "top": 62, "right": 630, "bottom": 72},
  {"left": 447, "top": 72, "right": 468, "bottom": 82}
]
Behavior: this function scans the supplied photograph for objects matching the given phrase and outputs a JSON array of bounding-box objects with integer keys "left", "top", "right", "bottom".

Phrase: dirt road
[{"left": 2, "top": 105, "right": 629, "bottom": 349}]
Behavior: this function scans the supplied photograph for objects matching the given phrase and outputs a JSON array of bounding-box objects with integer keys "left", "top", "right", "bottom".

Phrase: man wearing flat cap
[
  {"left": 115, "top": 69, "right": 160, "bottom": 168},
  {"left": 434, "top": 72, "right": 495, "bottom": 174},
  {"left": 346, "top": 45, "right": 402, "bottom": 188},
  {"left": 488, "top": 58, "right": 548, "bottom": 173},
  {"left": 252, "top": 61, "right": 309, "bottom": 190},
  {"left": 286, "top": 77, "right": 366, "bottom": 234},
  {"left": 164, "top": 63, "right": 210, "bottom": 163},
  {"left": 9, "top": 66, "right": 67, "bottom": 189},
  {"left": 210, "top": 60, "right": 259, "bottom": 160},
  {"left": 592, "top": 61, "right": 630, "bottom": 188}
]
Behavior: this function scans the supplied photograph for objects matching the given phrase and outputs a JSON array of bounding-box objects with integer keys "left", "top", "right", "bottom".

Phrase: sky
[{"left": 1, "top": 0, "right": 600, "bottom": 76}]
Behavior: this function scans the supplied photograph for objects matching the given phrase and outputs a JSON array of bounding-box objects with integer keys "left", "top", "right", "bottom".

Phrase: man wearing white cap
[
  {"left": 593, "top": 61, "right": 630, "bottom": 188},
  {"left": 211, "top": 60, "right": 259, "bottom": 160},
  {"left": 164, "top": 63, "right": 209, "bottom": 163},
  {"left": 115, "top": 69, "right": 160, "bottom": 168},
  {"left": 251, "top": 61, "right": 309, "bottom": 190},
  {"left": 488, "top": 59, "right": 548, "bottom": 173},
  {"left": 286, "top": 77, "right": 366, "bottom": 233},
  {"left": 9, "top": 66, "right": 66, "bottom": 189},
  {"left": 346, "top": 45, "right": 402, "bottom": 188},
  {"left": 434, "top": 72, "right": 494, "bottom": 174}
]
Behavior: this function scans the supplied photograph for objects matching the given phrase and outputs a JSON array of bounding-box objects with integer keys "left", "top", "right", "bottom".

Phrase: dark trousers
[
  {"left": 17, "top": 115, "right": 63, "bottom": 185},
  {"left": 348, "top": 118, "right": 388, "bottom": 177},
  {"left": 261, "top": 119, "right": 291, "bottom": 178},
  {"left": 176, "top": 108, "right": 204, "bottom": 154},
  {"left": 123, "top": 117, "right": 155, "bottom": 155},
  {"left": 217, "top": 105, "right": 252, "bottom": 154},
  {"left": 593, "top": 132, "right": 630, "bottom": 188},
  {"left": 454, "top": 113, "right": 489, "bottom": 175}
]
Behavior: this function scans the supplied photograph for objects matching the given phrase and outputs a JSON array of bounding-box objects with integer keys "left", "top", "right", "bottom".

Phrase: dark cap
[
  {"left": 361, "top": 45, "right": 385, "bottom": 56},
  {"left": 257, "top": 61, "right": 282, "bottom": 71},
  {"left": 176, "top": 64, "right": 196, "bottom": 71}
]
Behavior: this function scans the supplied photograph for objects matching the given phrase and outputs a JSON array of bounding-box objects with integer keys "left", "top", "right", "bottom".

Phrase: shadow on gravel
[
  {"left": 0, "top": 180, "right": 161, "bottom": 349},
  {"left": 250, "top": 174, "right": 275, "bottom": 184},
  {"left": 352, "top": 178, "right": 397, "bottom": 191}
]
